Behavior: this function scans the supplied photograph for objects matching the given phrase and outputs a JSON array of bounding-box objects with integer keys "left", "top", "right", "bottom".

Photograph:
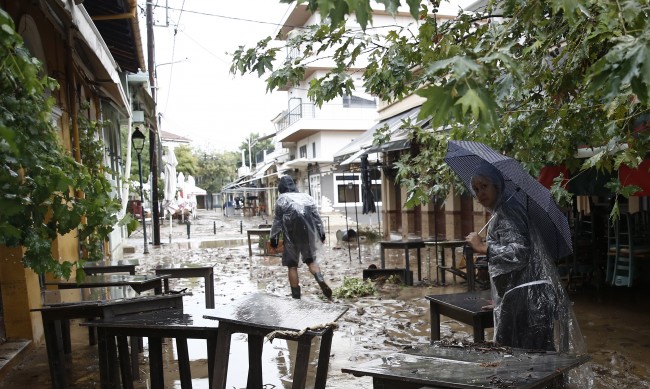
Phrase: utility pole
[{"left": 147, "top": 0, "right": 161, "bottom": 245}]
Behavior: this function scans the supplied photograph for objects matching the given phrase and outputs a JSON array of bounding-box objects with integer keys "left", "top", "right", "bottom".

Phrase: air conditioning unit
[{"left": 133, "top": 110, "right": 145, "bottom": 124}]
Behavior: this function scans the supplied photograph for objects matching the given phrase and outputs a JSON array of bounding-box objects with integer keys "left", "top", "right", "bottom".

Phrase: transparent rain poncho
[
  {"left": 270, "top": 176, "right": 325, "bottom": 264},
  {"left": 472, "top": 162, "right": 593, "bottom": 387}
]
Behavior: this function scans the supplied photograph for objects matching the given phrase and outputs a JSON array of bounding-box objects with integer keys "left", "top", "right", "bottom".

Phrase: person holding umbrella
[
  {"left": 445, "top": 140, "right": 592, "bottom": 386},
  {"left": 270, "top": 176, "right": 332, "bottom": 300}
]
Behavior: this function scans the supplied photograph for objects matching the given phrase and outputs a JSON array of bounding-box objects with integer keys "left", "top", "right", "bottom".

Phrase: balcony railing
[{"left": 276, "top": 103, "right": 315, "bottom": 131}]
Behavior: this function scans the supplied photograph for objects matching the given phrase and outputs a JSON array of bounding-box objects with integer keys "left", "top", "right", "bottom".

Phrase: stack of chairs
[{"left": 606, "top": 212, "right": 650, "bottom": 287}]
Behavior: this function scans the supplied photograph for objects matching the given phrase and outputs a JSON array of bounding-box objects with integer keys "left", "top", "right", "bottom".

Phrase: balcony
[{"left": 275, "top": 100, "right": 378, "bottom": 143}]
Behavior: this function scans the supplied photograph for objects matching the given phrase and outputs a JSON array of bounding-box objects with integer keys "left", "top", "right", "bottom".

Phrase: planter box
[{"left": 362, "top": 268, "right": 412, "bottom": 285}]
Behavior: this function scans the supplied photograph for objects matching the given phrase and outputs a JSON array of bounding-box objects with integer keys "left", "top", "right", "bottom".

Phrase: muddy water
[{"left": 2, "top": 211, "right": 650, "bottom": 388}]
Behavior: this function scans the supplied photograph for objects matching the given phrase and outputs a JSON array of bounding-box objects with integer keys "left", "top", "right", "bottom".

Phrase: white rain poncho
[
  {"left": 473, "top": 162, "right": 593, "bottom": 386},
  {"left": 270, "top": 176, "right": 325, "bottom": 266}
]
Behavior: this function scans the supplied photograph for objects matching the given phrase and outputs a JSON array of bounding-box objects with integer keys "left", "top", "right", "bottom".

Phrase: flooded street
[{"left": 2, "top": 209, "right": 650, "bottom": 388}]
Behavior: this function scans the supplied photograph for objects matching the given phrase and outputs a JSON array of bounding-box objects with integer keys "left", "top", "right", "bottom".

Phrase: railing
[{"left": 276, "top": 103, "right": 315, "bottom": 131}]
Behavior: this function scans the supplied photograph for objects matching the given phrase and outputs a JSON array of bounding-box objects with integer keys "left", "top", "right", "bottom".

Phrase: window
[
  {"left": 299, "top": 145, "right": 307, "bottom": 158},
  {"left": 343, "top": 94, "right": 377, "bottom": 108},
  {"left": 312, "top": 142, "right": 316, "bottom": 158},
  {"left": 337, "top": 183, "right": 360, "bottom": 203}
]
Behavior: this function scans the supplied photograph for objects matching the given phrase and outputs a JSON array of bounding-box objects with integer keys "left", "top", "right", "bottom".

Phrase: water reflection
[{"left": 199, "top": 239, "right": 246, "bottom": 248}]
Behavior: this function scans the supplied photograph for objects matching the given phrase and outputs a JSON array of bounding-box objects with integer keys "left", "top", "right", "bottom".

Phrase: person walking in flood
[{"left": 270, "top": 176, "right": 332, "bottom": 300}]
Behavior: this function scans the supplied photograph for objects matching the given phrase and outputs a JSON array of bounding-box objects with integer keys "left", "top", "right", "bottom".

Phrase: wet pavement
[{"left": 1, "top": 209, "right": 650, "bottom": 388}]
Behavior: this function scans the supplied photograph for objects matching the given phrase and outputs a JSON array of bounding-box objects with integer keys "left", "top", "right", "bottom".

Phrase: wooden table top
[
  {"left": 45, "top": 274, "right": 167, "bottom": 288},
  {"left": 203, "top": 292, "right": 348, "bottom": 332},
  {"left": 343, "top": 344, "right": 591, "bottom": 388},
  {"left": 83, "top": 308, "right": 218, "bottom": 331},
  {"left": 426, "top": 291, "right": 493, "bottom": 313}
]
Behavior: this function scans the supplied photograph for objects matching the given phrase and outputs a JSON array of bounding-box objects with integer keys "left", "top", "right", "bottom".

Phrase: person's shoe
[
  {"left": 291, "top": 286, "right": 301, "bottom": 299},
  {"left": 318, "top": 280, "right": 332, "bottom": 300}
]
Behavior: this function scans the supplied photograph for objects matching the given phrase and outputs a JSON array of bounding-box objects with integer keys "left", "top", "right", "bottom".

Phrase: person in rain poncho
[
  {"left": 270, "top": 176, "right": 332, "bottom": 300},
  {"left": 465, "top": 162, "right": 589, "bottom": 357}
]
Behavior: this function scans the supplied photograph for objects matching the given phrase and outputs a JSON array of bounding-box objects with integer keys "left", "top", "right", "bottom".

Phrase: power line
[{"left": 155, "top": 5, "right": 299, "bottom": 29}]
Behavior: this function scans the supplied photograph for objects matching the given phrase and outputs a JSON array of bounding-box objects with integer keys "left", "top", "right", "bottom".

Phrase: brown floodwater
[{"left": 3, "top": 225, "right": 650, "bottom": 388}]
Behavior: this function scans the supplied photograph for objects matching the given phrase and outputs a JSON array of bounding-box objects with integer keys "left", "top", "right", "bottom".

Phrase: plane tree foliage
[
  {"left": 232, "top": 0, "right": 650, "bottom": 213},
  {"left": 1, "top": 10, "right": 122, "bottom": 279}
]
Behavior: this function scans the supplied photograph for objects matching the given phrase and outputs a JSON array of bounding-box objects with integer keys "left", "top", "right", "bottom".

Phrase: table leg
[
  {"left": 416, "top": 248, "right": 422, "bottom": 282},
  {"left": 96, "top": 327, "right": 120, "bottom": 389},
  {"left": 62, "top": 318, "right": 71, "bottom": 353},
  {"left": 130, "top": 336, "right": 140, "bottom": 380},
  {"left": 404, "top": 249, "right": 412, "bottom": 286},
  {"left": 380, "top": 245, "right": 385, "bottom": 269},
  {"left": 465, "top": 246, "right": 475, "bottom": 292},
  {"left": 247, "top": 232, "right": 253, "bottom": 256},
  {"left": 212, "top": 324, "right": 233, "bottom": 389},
  {"left": 163, "top": 278, "right": 170, "bottom": 294},
  {"left": 176, "top": 338, "right": 193, "bottom": 389},
  {"left": 247, "top": 334, "right": 264, "bottom": 389},
  {"left": 43, "top": 318, "right": 67, "bottom": 389},
  {"left": 291, "top": 336, "right": 313, "bottom": 389},
  {"left": 314, "top": 328, "right": 333, "bottom": 389},
  {"left": 207, "top": 335, "right": 217, "bottom": 389},
  {"left": 149, "top": 337, "right": 164, "bottom": 389},
  {"left": 206, "top": 272, "right": 215, "bottom": 309},
  {"left": 429, "top": 301, "right": 441, "bottom": 342},
  {"left": 472, "top": 317, "right": 485, "bottom": 342},
  {"left": 116, "top": 336, "right": 134, "bottom": 389}
]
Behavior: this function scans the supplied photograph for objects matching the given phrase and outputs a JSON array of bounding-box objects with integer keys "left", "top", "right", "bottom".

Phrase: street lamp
[{"left": 132, "top": 127, "right": 149, "bottom": 254}]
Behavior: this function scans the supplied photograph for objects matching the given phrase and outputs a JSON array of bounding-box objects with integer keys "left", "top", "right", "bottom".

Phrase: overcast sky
[
  {"left": 142, "top": 1, "right": 291, "bottom": 153},
  {"left": 141, "top": 1, "right": 475, "bottom": 153}
]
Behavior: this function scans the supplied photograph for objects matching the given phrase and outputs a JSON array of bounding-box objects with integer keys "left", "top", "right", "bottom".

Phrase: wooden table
[
  {"left": 45, "top": 274, "right": 169, "bottom": 295},
  {"left": 342, "top": 345, "right": 591, "bottom": 389},
  {"left": 246, "top": 228, "right": 271, "bottom": 256},
  {"left": 424, "top": 240, "right": 465, "bottom": 283},
  {"left": 205, "top": 292, "right": 348, "bottom": 389},
  {"left": 82, "top": 261, "right": 139, "bottom": 276},
  {"left": 154, "top": 265, "right": 215, "bottom": 308},
  {"left": 33, "top": 293, "right": 184, "bottom": 389},
  {"left": 426, "top": 291, "right": 493, "bottom": 342},
  {"left": 83, "top": 308, "right": 219, "bottom": 389},
  {"left": 379, "top": 239, "right": 426, "bottom": 285}
]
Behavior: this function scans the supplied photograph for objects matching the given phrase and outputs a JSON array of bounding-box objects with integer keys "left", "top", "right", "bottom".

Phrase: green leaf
[{"left": 454, "top": 88, "right": 485, "bottom": 119}]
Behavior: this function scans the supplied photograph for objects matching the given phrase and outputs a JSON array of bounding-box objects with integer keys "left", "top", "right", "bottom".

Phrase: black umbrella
[
  {"left": 360, "top": 155, "right": 376, "bottom": 214},
  {"left": 443, "top": 140, "right": 572, "bottom": 259}
]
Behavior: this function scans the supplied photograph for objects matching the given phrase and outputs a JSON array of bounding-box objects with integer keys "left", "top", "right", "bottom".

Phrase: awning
[
  {"left": 333, "top": 105, "right": 423, "bottom": 164},
  {"left": 619, "top": 158, "right": 650, "bottom": 196},
  {"left": 280, "top": 158, "right": 331, "bottom": 170}
]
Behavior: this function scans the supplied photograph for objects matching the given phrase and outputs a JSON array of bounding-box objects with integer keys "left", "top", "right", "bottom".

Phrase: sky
[
  {"left": 141, "top": 1, "right": 292, "bottom": 153},
  {"left": 140, "top": 1, "right": 476, "bottom": 153}
]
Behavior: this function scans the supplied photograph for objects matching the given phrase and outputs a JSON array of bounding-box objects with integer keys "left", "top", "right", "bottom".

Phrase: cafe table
[
  {"left": 154, "top": 265, "right": 215, "bottom": 308},
  {"left": 246, "top": 227, "right": 272, "bottom": 256},
  {"left": 378, "top": 239, "right": 426, "bottom": 285},
  {"left": 342, "top": 344, "right": 591, "bottom": 389},
  {"left": 82, "top": 260, "right": 139, "bottom": 276},
  {"left": 44, "top": 274, "right": 169, "bottom": 295},
  {"left": 33, "top": 291, "right": 184, "bottom": 389},
  {"left": 426, "top": 291, "right": 493, "bottom": 342},
  {"left": 83, "top": 307, "right": 218, "bottom": 389},
  {"left": 205, "top": 292, "right": 349, "bottom": 389}
]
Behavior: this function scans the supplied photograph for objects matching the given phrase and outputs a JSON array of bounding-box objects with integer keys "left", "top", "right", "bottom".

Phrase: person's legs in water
[
  {"left": 305, "top": 258, "right": 332, "bottom": 299},
  {"left": 282, "top": 241, "right": 301, "bottom": 299},
  {"left": 288, "top": 266, "right": 301, "bottom": 299}
]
